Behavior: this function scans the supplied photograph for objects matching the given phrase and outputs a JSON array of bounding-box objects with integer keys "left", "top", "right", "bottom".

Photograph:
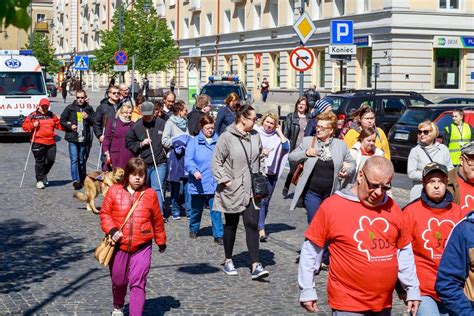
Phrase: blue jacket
[
  {"left": 215, "top": 105, "right": 235, "bottom": 136},
  {"left": 168, "top": 134, "right": 191, "bottom": 182},
  {"left": 184, "top": 131, "right": 218, "bottom": 195},
  {"left": 436, "top": 211, "right": 474, "bottom": 316}
]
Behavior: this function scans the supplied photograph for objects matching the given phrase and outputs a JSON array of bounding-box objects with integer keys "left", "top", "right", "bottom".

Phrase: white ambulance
[{"left": 0, "top": 50, "right": 48, "bottom": 137}]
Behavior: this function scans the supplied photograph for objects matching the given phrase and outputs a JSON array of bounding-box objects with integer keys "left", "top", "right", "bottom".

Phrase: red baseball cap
[{"left": 38, "top": 98, "right": 50, "bottom": 107}]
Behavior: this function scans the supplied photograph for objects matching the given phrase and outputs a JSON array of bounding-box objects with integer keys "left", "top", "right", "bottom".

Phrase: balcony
[
  {"left": 34, "top": 22, "right": 50, "bottom": 33},
  {"left": 189, "top": 0, "right": 201, "bottom": 11}
]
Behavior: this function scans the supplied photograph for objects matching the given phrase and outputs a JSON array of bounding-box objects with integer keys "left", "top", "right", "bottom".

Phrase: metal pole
[
  {"left": 131, "top": 54, "right": 135, "bottom": 99},
  {"left": 118, "top": 0, "right": 122, "bottom": 84},
  {"left": 339, "top": 60, "right": 343, "bottom": 92},
  {"left": 299, "top": 0, "right": 305, "bottom": 97},
  {"left": 20, "top": 128, "right": 37, "bottom": 188},
  {"left": 29, "top": 2, "right": 33, "bottom": 50},
  {"left": 80, "top": 70, "right": 83, "bottom": 89}
]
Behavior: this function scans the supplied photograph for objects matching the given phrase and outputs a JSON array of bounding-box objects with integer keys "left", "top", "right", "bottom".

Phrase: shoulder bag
[
  {"left": 291, "top": 136, "right": 317, "bottom": 185},
  {"left": 237, "top": 136, "right": 269, "bottom": 199},
  {"left": 94, "top": 191, "right": 145, "bottom": 267}
]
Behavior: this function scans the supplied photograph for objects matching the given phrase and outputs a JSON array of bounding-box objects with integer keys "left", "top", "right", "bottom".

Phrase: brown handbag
[
  {"left": 291, "top": 136, "right": 317, "bottom": 185},
  {"left": 94, "top": 191, "right": 145, "bottom": 267},
  {"left": 464, "top": 248, "right": 474, "bottom": 300}
]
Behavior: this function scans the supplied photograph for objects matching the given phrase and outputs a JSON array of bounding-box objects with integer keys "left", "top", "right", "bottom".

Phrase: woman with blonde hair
[
  {"left": 408, "top": 120, "right": 453, "bottom": 201},
  {"left": 254, "top": 111, "right": 289, "bottom": 241},
  {"left": 103, "top": 102, "right": 135, "bottom": 170},
  {"left": 215, "top": 92, "right": 240, "bottom": 135}
]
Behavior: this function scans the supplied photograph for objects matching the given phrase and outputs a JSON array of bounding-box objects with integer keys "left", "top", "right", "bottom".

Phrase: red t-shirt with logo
[
  {"left": 305, "top": 193, "right": 409, "bottom": 312},
  {"left": 404, "top": 200, "right": 464, "bottom": 300},
  {"left": 458, "top": 175, "right": 474, "bottom": 213}
]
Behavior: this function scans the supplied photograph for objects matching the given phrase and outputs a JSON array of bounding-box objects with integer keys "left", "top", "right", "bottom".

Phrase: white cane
[
  {"left": 146, "top": 129, "right": 165, "bottom": 202},
  {"left": 20, "top": 128, "right": 37, "bottom": 188},
  {"left": 96, "top": 127, "right": 105, "bottom": 171}
]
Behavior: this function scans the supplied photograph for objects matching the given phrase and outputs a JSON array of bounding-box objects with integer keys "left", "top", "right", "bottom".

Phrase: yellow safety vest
[{"left": 446, "top": 122, "right": 471, "bottom": 165}]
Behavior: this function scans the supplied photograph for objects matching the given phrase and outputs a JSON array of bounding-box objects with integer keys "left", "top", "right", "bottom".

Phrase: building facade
[{"left": 52, "top": 0, "right": 474, "bottom": 97}]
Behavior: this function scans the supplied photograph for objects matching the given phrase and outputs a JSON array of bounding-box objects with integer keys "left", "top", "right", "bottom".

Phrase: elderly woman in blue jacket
[{"left": 184, "top": 114, "right": 224, "bottom": 244}]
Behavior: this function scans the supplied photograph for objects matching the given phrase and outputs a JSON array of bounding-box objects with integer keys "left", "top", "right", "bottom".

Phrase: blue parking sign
[{"left": 331, "top": 20, "right": 354, "bottom": 45}]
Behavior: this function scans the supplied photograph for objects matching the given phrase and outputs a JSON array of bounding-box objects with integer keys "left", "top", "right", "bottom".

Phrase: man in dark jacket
[
  {"left": 60, "top": 89, "right": 95, "bottom": 189},
  {"left": 303, "top": 84, "right": 321, "bottom": 109},
  {"left": 304, "top": 99, "right": 332, "bottom": 136},
  {"left": 126, "top": 101, "right": 167, "bottom": 215},
  {"left": 93, "top": 85, "right": 120, "bottom": 169},
  {"left": 162, "top": 91, "right": 175, "bottom": 121},
  {"left": 188, "top": 94, "right": 211, "bottom": 136}
]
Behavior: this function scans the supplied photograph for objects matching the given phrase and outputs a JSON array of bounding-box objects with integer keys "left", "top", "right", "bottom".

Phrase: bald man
[{"left": 298, "top": 156, "right": 421, "bottom": 315}]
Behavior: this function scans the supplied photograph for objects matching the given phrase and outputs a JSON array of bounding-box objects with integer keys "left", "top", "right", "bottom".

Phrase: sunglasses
[
  {"left": 76, "top": 96, "right": 86, "bottom": 99},
  {"left": 418, "top": 130, "right": 431, "bottom": 136},
  {"left": 362, "top": 171, "right": 391, "bottom": 191},
  {"left": 110, "top": 92, "right": 120, "bottom": 95},
  {"left": 462, "top": 154, "right": 474, "bottom": 166}
]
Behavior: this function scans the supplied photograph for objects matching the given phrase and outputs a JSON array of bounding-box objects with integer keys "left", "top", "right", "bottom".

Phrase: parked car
[
  {"left": 321, "top": 89, "right": 432, "bottom": 135},
  {"left": 388, "top": 104, "right": 474, "bottom": 164},
  {"left": 434, "top": 109, "right": 474, "bottom": 144},
  {"left": 432, "top": 97, "right": 474, "bottom": 105}
]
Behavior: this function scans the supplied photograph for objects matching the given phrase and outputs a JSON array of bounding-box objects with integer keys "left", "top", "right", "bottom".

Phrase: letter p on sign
[{"left": 331, "top": 20, "right": 354, "bottom": 45}]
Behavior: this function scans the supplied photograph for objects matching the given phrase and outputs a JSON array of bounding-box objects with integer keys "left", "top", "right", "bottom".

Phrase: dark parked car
[
  {"left": 432, "top": 97, "right": 474, "bottom": 104},
  {"left": 388, "top": 104, "right": 474, "bottom": 164},
  {"left": 321, "top": 89, "right": 432, "bottom": 134}
]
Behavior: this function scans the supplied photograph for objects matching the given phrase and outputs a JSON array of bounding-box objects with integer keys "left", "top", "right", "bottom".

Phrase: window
[
  {"left": 183, "top": 18, "right": 189, "bottom": 39},
  {"left": 272, "top": 54, "right": 280, "bottom": 88},
  {"left": 434, "top": 48, "right": 460, "bottom": 89},
  {"left": 170, "top": 20, "right": 176, "bottom": 37},
  {"left": 359, "top": 47, "right": 372, "bottom": 88},
  {"left": 439, "top": 0, "right": 459, "bottom": 9},
  {"left": 287, "top": 0, "right": 295, "bottom": 25},
  {"left": 36, "top": 14, "right": 45, "bottom": 22},
  {"left": 193, "top": 14, "right": 200, "bottom": 37},
  {"left": 254, "top": 4, "right": 261, "bottom": 30},
  {"left": 205, "top": 13, "right": 212, "bottom": 36},
  {"left": 357, "top": 0, "right": 370, "bottom": 13},
  {"left": 311, "top": 0, "right": 322, "bottom": 19},
  {"left": 224, "top": 10, "right": 231, "bottom": 33},
  {"left": 237, "top": 6, "right": 245, "bottom": 31},
  {"left": 269, "top": 1, "right": 278, "bottom": 27},
  {"left": 382, "top": 98, "right": 407, "bottom": 116},
  {"left": 334, "top": 0, "right": 345, "bottom": 17}
]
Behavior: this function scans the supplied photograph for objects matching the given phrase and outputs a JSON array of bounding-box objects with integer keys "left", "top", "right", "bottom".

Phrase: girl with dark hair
[
  {"left": 100, "top": 157, "right": 166, "bottom": 316},
  {"left": 215, "top": 92, "right": 240, "bottom": 135},
  {"left": 184, "top": 114, "right": 224, "bottom": 244},
  {"left": 212, "top": 104, "right": 270, "bottom": 280},
  {"left": 282, "top": 97, "right": 310, "bottom": 196}
]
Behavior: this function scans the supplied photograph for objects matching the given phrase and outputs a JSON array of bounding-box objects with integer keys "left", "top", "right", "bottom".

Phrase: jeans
[
  {"left": 170, "top": 179, "right": 190, "bottom": 217},
  {"left": 147, "top": 163, "right": 167, "bottom": 215},
  {"left": 189, "top": 194, "right": 223, "bottom": 238},
  {"left": 68, "top": 142, "right": 88, "bottom": 183},
  {"left": 31, "top": 143, "right": 56, "bottom": 182},
  {"left": 304, "top": 190, "right": 330, "bottom": 224},
  {"left": 418, "top": 296, "right": 449, "bottom": 316},
  {"left": 258, "top": 174, "right": 278, "bottom": 231}
]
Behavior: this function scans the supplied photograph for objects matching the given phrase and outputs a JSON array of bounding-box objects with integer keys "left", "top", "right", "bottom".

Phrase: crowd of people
[{"left": 20, "top": 85, "right": 474, "bottom": 315}]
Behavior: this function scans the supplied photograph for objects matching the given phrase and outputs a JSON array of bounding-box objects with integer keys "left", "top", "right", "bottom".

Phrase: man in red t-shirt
[
  {"left": 298, "top": 156, "right": 421, "bottom": 315},
  {"left": 404, "top": 162, "right": 464, "bottom": 315},
  {"left": 448, "top": 142, "right": 474, "bottom": 212}
]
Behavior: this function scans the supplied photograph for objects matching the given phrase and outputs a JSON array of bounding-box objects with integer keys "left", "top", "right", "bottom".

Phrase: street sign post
[
  {"left": 289, "top": 47, "right": 314, "bottom": 72},
  {"left": 292, "top": 12, "right": 316, "bottom": 45},
  {"left": 374, "top": 63, "right": 381, "bottom": 90},
  {"left": 114, "top": 50, "right": 128, "bottom": 65}
]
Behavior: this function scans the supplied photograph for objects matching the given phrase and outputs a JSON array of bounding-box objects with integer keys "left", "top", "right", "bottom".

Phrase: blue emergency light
[
  {"left": 209, "top": 75, "right": 239, "bottom": 83},
  {"left": 19, "top": 50, "right": 34, "bottom": 56}
]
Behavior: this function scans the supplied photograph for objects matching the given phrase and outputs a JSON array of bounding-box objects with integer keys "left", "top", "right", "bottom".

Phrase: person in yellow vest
[{"left": 444, "top": 109, "right": 473, "bottom": 166}]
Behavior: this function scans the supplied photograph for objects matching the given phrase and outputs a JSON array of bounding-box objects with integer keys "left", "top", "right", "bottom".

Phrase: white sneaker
[
  {"left": 111, "top": 308, "right": 124, "bottom": 316},
  {"left": 36, "top": 181, "right": 45, "bottom": 189},
  {"left": 223, "top": 260, "right": 238, "bottom": 276}
]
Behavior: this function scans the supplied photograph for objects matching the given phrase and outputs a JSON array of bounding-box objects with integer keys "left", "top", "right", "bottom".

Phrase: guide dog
[{"left": 73, "top": 167, "right": 124, "bottom": 214}]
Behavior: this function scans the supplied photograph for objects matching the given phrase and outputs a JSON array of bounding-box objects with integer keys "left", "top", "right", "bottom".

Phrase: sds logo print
[
  {"left": 421, "top": 218, "right": 455, "bottom": 259},
  {"left": 461, "top": 195, "right": 474, "bottom": 212},
  {"left": 353, "top": 216, "right": 394, "bottom": 262}
]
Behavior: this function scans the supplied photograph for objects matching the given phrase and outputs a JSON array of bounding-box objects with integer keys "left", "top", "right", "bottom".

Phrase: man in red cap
[{"left": 22, "top": 98, "right": 63, "bottom": 189}]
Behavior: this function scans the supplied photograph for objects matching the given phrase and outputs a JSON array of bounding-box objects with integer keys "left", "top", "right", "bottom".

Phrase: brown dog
[{"left": 73, "top": 167, "right": 124, "bottom": 214}]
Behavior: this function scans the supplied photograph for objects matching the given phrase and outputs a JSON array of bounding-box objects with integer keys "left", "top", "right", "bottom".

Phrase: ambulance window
[{"left": 0, "top": 72, "right": 46, "bottom": 95}]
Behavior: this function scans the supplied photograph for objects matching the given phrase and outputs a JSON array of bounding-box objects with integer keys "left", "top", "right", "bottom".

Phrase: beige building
[
  {"left": 52, "top": 0, "right": 474, "bottom": 97},
  {"left": 0, "top": 0, "right": 54, "bottom": 51}
]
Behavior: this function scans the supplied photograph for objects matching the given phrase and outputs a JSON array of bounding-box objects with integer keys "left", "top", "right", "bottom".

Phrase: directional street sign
[
  {"left": 293, "top": 12, "right": 316, "bottom": 45},
  {"left": 114, "top": 50, "right": 128, "bottom": 65},
  {"left": 329, "top": 45, "right": 356, "bottom": 55},
  {"left": 113, "top": 65, "right": 128, "bottom": 72},
  {"left": 331, "top": 20, "right": 354, "bottom": 45},
  {"left": 74, "top": 55, "right": 89, "bottom": 71},
  {"left": 289, "top": 47, "right": 314, "bottom": 72}
]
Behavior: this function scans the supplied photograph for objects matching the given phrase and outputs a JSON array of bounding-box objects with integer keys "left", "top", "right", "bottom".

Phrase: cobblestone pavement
[{"left": 0, "top": 102, "right": 411, "bottom": 315}]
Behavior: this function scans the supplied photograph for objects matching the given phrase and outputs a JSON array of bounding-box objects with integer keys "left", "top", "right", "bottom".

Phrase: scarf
[
  {"left": 421, "top": 189, "right": 453, "bottom": 209},
  {"left": 316, "top": 137, "right": 333, "bottom": 161},
  {"left": 169, "top": 114, "right": 188, "bottom": 131},
  {"left": 118, "top": 114, "right": 131, "bottom": 123},
  {"left": 255, "top": 126, "right": 289, "bottom": 177}
]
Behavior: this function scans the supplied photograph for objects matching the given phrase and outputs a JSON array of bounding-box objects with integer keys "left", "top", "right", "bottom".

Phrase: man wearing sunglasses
[
  {"left": 447, "top": 142, "right": 474, "bottom": 211},
  {"left": 60, "top": 90, "right": 95, "bottom": 190},
  {"left": 299, "top": 156, "right": 420, "bottom": 315},
  {"left": 93, "top": 85, "right": 121, "bottom": 169}
]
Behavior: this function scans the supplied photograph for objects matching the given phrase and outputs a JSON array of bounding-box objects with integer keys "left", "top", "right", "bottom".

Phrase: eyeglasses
[
  {"left": 462, "top": 154, "right": 474, "bottom": 166},
  {"left": 245, "top": 116, "right": 257, "bottom": 122},
  {"left": 316, "top": 125, "right": 331, "bottom": 130},
  {"left": 76, "top": 96, "right": 85, "bottom": 99},
  {"left": 417, "top": 130, "right": 431, "bottom": 136},
  {"left": 362, "top": 171, "right": 391, "bottom": 191}
]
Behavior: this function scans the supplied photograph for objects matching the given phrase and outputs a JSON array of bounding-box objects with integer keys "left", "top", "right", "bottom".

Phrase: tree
[
  {"left": 92, "top": 0, "right": 179, "bottom": 77},
  {"left": 25, "top": 33, "right": 61, "bottom": 74},
  {"left": 1, "top": 0, "right": 32, "bottom": 31}
]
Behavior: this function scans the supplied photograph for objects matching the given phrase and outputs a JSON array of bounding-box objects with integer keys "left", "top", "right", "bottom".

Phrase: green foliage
[
  {"left": 25, "top": 33, "right": 61, "bottom": 74},
  {"left": 93, "top": 0, "right": 179, "bottom": 76},
  {"left": 0, "top": 0, "right": 32, "bottom": 30}
]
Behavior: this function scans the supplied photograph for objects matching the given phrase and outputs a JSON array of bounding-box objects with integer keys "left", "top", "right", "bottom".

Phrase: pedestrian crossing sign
[{"left": 74, "top": 55, "right": 89, "bottom": 71}]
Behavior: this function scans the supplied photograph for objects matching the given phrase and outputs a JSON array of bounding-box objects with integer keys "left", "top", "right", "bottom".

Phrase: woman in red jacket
[
  {"left": 100, "top": 157, "right": 167, "bottom": 316},
  {"left": 22, "top": 98, "right": 63, "bottom": 189}
]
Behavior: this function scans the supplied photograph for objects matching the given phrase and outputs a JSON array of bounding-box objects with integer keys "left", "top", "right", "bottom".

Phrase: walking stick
[
  {"left": 146, "top": 129, "right": 164, "bottom": 202},
  {"left": 96, "top": 127, "right": 105, "bottom": 171},
  {"left": 20, "top": 128, "right": 37, "bottom": 188}
]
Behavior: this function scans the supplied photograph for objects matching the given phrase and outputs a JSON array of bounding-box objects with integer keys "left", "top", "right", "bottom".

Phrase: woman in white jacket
[
  {"left": 350, "top": 127, "right": 385, "bottom": 177},
  {"left": 408, "top": 120, "right": 453, "bottom": 201}
]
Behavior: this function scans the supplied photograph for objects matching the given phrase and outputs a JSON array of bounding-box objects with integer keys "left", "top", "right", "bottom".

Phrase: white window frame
[
  {"left": 224, "top": 10, "right": 231, "bottom": 33},
  {"left": 334, "top": 0, "right": 345, "bottom": 17},
  {"left": 237, "top": 6, "right": 245, "bottom": 32},
  {"left": 438, "top": 0, "right": 462, "bottom": 11},
  {"left": 269, "top": 1, "right": 278, "bottom": 27},
  {"left": 253, "top": 4, "right": 262, "bottom": 30},
  {"left": 193, "top": 14, "right": 200, "bottom": 37},
  {"left": 183, "top": 18, "right": 189, "bottom": 39},
  {"left": 311, "top": 0, "right": 323, "bottom": 19},
  {"left": 205, "top": 13, "right": 212, "bottom": 36}
]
